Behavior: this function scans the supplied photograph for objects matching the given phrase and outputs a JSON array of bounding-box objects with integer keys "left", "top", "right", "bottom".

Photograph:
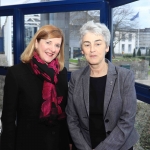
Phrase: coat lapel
[
  {"left": 104, "top": 60, "right": 117, "bottom": 119},
  {"left": 81, "top": 60, "right": 117, "bottom": 118},
  {"left": 82, "top": 66, "right": 90, "bottom": 116}
]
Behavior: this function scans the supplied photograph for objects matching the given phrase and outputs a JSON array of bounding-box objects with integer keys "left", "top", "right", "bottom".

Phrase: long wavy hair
[{"left": 20, "top": 25, "right": 65, "bottom": 71}]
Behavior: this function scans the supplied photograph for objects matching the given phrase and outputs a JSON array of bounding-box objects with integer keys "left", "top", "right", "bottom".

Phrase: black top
[{"left": 89, "top": 75, "right": 107, "bottom": 149}]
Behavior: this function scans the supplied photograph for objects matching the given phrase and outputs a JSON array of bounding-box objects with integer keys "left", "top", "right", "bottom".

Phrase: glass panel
[
  {"left": 0, "top": 0, "right": 63, "bottom": 6},
  {"left": 112, "top": 0, "right": 150, "bottom": 86},
  {"left": 24, "top": 10, "right": 100, "bottom": 71},
  {"left": 135, "top": 100, "right": 150, "bottom": 150},
  {"left": 0, "top": 16, "right": 13, "bottom": 67},
  {"left": 25, "top": 14, "right": 40, "bottom": 48},
  {"left": 128, "top": 34, "right": 132, "bottom": 42}
]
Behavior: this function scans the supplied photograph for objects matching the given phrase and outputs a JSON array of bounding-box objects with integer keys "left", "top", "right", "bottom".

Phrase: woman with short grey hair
[
  {"left": 66, "top": 20, "right": 139, "bottom": 150},
  {"left": 79, "top": 21, "right": 110, "bottom": 47}
]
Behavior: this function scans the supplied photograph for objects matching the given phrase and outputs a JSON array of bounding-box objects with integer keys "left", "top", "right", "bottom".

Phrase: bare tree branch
[{"left": 112, "top": 4, "right": 139, "bottom": 57}]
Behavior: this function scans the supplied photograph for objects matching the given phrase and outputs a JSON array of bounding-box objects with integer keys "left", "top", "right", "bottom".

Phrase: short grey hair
[{"left": 79, "top": 20, "right": 111, "bottom": 47}]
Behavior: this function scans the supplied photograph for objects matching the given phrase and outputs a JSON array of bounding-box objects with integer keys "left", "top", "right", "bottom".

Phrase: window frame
[
  {"left": 0, "top": 0, "right": 110, "bottom": 73},
  {"left": 0, "top": 0, "right": 149, "bottom": 103}
]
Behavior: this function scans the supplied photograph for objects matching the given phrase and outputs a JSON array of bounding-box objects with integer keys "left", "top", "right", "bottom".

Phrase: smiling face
[
  {"left": 35, "top": 38, "right": 62, "bottom": 64},
  {"left": 81, "top": 32, "right": 109, "bottom": 67}
]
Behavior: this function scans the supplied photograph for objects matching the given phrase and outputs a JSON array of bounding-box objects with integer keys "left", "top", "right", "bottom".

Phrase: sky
[
  {"left": 1, "top": 0, "right": 40, "bottom": 5},
  {"left": 0, "top": 0, "right": 150, "bottom": 29},
  {"left": 129, "top": 0, "right": 150, "bottom": 28},
  {"left": 1, "top": 0, "right": 61, "bottom": 5}
]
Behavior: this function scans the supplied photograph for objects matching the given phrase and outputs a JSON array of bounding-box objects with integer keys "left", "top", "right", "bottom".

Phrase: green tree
[
  {"left": 137, "top": 48, "right": 141, "bottom": 56},
  {"left": 133, "top": 48, "right": 136, "bottom": 57},
  {"left": 112, "top": 5, "right": 138, "bottom": 58}
]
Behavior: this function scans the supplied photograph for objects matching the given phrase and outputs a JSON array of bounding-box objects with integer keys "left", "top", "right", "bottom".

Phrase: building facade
[{"left": 114, "top": 28, "right": 150, "bottom": 55}]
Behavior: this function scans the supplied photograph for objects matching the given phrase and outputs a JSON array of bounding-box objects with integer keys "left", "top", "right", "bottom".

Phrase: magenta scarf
[{"left": 30, "top": 52, "right": 65, "bottom": 124}]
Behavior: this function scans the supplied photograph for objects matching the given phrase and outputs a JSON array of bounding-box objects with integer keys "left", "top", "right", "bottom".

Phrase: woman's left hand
[{"left": 69, "top": 144, "right": 72, "bottom": 150}]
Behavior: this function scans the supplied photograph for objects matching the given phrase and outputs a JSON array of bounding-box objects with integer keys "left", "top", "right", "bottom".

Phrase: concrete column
[
  {"left": 70, "top": 47, "right": 73, "bottom": 59},
  {"left": 4, "top": 16, "right": 13, "bottom": 66}
]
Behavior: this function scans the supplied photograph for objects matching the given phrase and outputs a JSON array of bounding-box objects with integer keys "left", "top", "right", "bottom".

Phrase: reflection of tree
[
  {"left": 70, "top": 11, "right": 100, "bottom": 38},
  {"left": 70, "top": 11, "right": 99, "bottom": 25},
  {"left": 133, "top": 48, "right": 136, "bottom": 57},
  {"left": 112, "top": 4, "right": 138, "bottom": 58},
  {"left": 137, "top": 48, "right": 141, "bottom": 56}
]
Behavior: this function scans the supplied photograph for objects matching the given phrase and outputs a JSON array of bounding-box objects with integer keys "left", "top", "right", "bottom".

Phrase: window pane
[
  {"left": 0, "top": 16, "right": 13, "bottom": 67},
  {"left": 25, "top": 14, "right": 40, "bottom": 48},
  {"left": 112, "top": 1, "right": 150, "bottom": 148},
  {"left": 128, "top": 44, "right": 131, "bottom": 52},
  {"left": 24, "top": 10, "right": 100, "bottom": 71},
  {"left": 129, "top": 34, "right": 132, "bottom": 41},
  {"left": 122, "top": 33, "right": 125, "bottom": 41},
  {"left": 112, "top": 0, "right": 150, "bottom": 86}
]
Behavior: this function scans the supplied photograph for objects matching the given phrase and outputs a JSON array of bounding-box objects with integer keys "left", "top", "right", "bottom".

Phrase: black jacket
[{"left": 0, "top": 62, "right": 69, "bottom": 150}]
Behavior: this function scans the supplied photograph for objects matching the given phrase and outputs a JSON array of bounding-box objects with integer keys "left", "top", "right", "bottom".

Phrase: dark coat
[
  {"left": 0, "top": 62, "right": 69, "bottom": 150},
  {"left": 66, "top": 59, "right": 139, "bottom": 150}
]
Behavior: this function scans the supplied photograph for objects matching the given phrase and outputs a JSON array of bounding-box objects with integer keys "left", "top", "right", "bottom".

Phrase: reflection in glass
[
  {"left": 112, "top": 2, "right": 150, "bottom": 149},
  {"left": 69, "top": 11, "right": 100, "bottom": 71},
  {"left": 24, "top": 10, "right": 100, "bottom": 71},
  {"left": 0, "top": 16, "right": 13, "bottom": 67},
  {"left": 24, "top": 14, "right": 40, "bottom": 48},
  {"left": 112, "top": 0, "right": 150, "bottom": 86}
]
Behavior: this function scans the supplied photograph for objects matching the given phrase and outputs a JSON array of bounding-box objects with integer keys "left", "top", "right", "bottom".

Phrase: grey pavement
[
  {"left": 135, "top": 75, "right": 150, "bottom": 86},
  {"left": 69, "top": 63, "right": 80, "bottom": 71}
]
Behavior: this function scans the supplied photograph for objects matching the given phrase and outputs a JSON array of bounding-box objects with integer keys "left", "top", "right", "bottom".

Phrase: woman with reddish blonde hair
[{"left": 1, "top": 25, "right": 70, "bottom": 150}]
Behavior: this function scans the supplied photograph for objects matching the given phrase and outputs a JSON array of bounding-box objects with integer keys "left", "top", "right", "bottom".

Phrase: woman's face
[
  {"left": 81, "top": 32, "right": 109, "bottom": 66},
  {"left": 35, "top": 38, "right": 62, "bottom": 63}
]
